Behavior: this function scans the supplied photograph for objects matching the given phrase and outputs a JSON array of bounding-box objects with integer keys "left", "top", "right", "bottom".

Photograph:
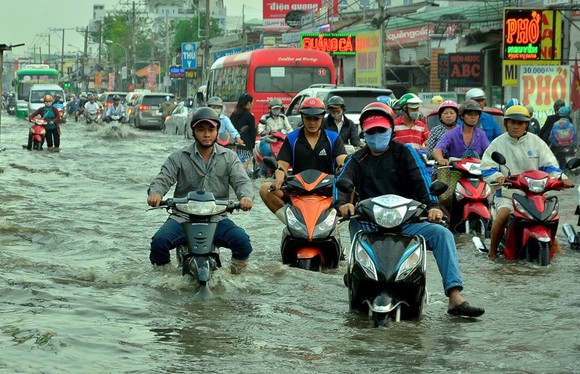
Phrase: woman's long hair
[{"left": 232, "top": 92, "right": 253, "bottom": 116}]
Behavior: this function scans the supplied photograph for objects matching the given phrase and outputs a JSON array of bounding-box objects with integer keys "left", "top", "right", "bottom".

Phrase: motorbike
[
  {"left": 6, "top": 96, "right": 16, "bottom": 115},
  {"left": 263, "top": 157, "right": 342, "bottom": 271},
  {"left": 217, "top": 131, "right": 238, "bottom": 151},
  {"left": 107, "top": 114, "right": 124, "bottom": 131},
  {"left": 85, "top": 109, "right": 101, "bottom": 125},
  {"left": 336, "top": 178, "right": 447, "bottom": 327},
  {"left": 551, "top": 145, "right": 577, "bottom": 171},
  {"left": 149, "top": 191, "right": 241, "bottom": 299},
  {"left": 491, "top": 151, "right": 580, "bottom": 266},
  {"left": 26, "top": 117, "right": 47, "bottom": 150},
  {"left": 53, "top": 103, "right": 66, "bottom": 124},
  {"left": 441, "top": 158, "right": 494, "bottom": 244},
  {"left": 253, "top": 129, "right": 288, "bottom": 178}
]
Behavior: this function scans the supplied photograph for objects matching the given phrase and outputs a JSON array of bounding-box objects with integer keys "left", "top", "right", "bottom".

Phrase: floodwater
[{"left": 1, "top": 112, "right": 579, "bottom": 373}]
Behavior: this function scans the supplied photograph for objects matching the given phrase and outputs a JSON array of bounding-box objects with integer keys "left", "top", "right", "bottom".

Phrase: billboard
[
  {"left": 503, "top": 8, "right": 562, "bottom": 61},
  {"left": 355, "top": 30, "right": 382, "bottom": 87},
  {"left": 447, "top": 53, "right": 483, "bottom": 87},
  {"left": 263, "top": 0, "right": 338, "bottom": 32},
  {"left": 301, "top": 33, "right": 355, "bottom": 55},
  {"left": 519, "top": 65, "right": 570, "bottom": 124}
]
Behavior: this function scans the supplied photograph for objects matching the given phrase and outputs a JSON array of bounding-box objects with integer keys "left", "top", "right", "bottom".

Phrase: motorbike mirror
[
  {"left": 565, "top": 157, "right": 580, "bottom": 171},
  {"left": 429, "top": 181, "right": 448, "bottom": 197},
  {"left": 491, "top": 151, "right": 506, "bottom": 165},
  {"left": 335, "top": 179, "right": 355, "bottom": 194},
  {"left": 263, "top": 157, "right": 278, "bottom": 170}
]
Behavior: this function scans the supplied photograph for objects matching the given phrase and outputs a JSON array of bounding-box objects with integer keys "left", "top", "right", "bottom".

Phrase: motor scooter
[
  {"left": 23, "top": 117, "right": 47, "bottom": 150},
  {"left": 149, "top": 191, "right": 241, "bottom": 299},
  {"left": 53, "top": 102, "right": 66, "bottom": 124},
  {"left": 442, "top": 158, "right": 494, "bottom": 241},
  {"left": 336, "top": 178, "right": 448, "bottom": 327},
  {"left": 492, "top": 151, "right": 580, "bottom": 266},
  {"left": 264, "top": 157, "right": 342, "bottom": 271},
  {"left": 551, "top": 145, "right": 577, "bottom": 171},
  {"left": 6, "top": 95, "right": 16, "bottom": 115},
  {"left": 253, "top": 129, "right": 288, "bottom": 177},
  {"left": 85, "top": 109, "right": 101, "bottom": 125}
]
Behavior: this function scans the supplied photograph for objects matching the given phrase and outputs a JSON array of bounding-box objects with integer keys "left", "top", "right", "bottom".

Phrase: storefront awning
[
  {"left": 457, "top": 41, "right": 500, "bottom": 52},
  {"left": 135, "top": 64, "right": 160, "bottom": 77}
]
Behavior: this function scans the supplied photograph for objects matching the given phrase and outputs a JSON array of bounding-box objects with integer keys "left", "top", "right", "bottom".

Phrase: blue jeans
[
  {"left": 150, "top": 217, "right": 253, "bottom": 265},
  {"left": 349, "top": 219, "right": 463, "bottom": 296}
]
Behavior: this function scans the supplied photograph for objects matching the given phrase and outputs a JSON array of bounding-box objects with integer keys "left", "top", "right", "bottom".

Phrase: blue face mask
[{"left": 364, "top": 128, "right": 392, "bottom": 152}]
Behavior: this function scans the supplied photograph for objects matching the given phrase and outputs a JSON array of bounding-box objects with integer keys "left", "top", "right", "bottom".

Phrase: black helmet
[
  {"left": 327, "top": 95, "right": 345, "bottom": 109},
  {"left": 554, "top": 99, "right": 565, "bottom": 111},
  {"left": 190, "top": 107, "right": 220, "bottom": 130},
  {"left": 459, "top": 100, "right": 482, "bottom": 116},
  {"left": 113, "top": 94, "right": 120, "bottom": 100}
]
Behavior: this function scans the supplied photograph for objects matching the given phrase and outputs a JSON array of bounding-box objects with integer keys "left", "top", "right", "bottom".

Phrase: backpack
[{"left": 549, "top": 118, "right": 575, "bottom": 147}]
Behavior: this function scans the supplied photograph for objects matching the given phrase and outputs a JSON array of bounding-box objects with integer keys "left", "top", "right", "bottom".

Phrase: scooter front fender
[
  {"left": 522, "top": 225, "right": 552, "bottom": 244},
  {"left": 463, "top": 201, "right": 491, "bottom": 220}
]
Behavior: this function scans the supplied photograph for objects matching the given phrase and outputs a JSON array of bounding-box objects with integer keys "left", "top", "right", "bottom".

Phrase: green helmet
[{"left": 398, "top": 93, "right": 423, "bottom": 109}]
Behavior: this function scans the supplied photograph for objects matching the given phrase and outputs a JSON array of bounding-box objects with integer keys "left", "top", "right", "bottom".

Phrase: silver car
[
  {"left": 132, "top": 93, "right": 175, "bottom": 130},
  {"left": 163, "top": 101, "right": 194, "bottom": 138}
]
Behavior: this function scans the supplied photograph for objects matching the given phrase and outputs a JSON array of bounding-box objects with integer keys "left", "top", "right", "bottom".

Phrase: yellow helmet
[
  {"left": 504, "top": 105, "right": 531, "bottom": 122},
  {"left": 431, "top": 95, "right": 444, "bottom": 105}
]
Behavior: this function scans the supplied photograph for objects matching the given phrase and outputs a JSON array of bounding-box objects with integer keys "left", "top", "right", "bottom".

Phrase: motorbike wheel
[
  {"left": 469, "top": 218, "right": 489, "bottom": 239},
  {"left": 296, "top": 256, "right": 321, "bottom": 271},
  {"left": 372, "top": 312, "right": 389, "bottom": 327},
  {"left": 538, "top": 241, "right": 550, "bottom": 266},
  {"left": 32, "top": 141, "right": 42, "bottom": 151}
]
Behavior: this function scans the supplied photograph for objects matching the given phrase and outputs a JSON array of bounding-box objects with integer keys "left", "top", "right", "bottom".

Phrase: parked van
[{"left": 28, "top": 84, "right": 65, "bottom": 114}]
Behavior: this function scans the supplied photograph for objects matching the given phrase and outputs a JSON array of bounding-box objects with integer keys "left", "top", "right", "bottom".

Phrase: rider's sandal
[{"left": 447, "top": 302, "right": 485, "bottom": 317}]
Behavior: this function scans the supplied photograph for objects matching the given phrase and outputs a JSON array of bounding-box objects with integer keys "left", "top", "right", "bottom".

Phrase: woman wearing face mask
[
  {"left": 393, "top": 93, "right": 429, "bottom": 150},
  {"left": 322, "top": 95, "right": 361, "bottom": 149},
  {"left": 432, "top": 100, "right": 490, "bottom": 166},
  {"left": 257, "top": 98, "right": 292, "bottom": 147}
]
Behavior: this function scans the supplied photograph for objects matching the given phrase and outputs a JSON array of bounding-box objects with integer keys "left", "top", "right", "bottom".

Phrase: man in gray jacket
[{"left": 147, "top": 107, "right": 255, "bottom": 274}]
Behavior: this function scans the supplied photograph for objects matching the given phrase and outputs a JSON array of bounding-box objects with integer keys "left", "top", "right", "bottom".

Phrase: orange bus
[{"left": 206, "top": 48, "right": 336, "bottom": 125}]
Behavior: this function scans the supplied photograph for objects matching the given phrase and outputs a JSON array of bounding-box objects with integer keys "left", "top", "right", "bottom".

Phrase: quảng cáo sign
[{"left": 301, "top": 33, "right": 356, "bottom": 55}]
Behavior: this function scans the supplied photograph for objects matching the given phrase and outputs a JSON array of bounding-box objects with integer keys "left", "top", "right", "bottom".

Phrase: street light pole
[
  {"left": 0, "top": 43, "right": 25, "bottom": 152},
  {"left": 105, "top": 40, "right": 129, "bottom": 91}
]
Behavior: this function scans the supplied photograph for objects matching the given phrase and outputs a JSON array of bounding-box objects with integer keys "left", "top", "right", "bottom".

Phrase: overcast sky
[{"left": 0, "top": 0, "right": 262, "bottom": 58}]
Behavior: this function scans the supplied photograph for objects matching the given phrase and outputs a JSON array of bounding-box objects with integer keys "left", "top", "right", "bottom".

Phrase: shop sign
[
  {"left": 169, "top": 66, "right": 185, "bottom": 79},
  {"left": 301, "top": 33, "right": 356, "bottom": 55},
  {"left": 519, "top": 65, "right": 570, "bottom": 124},
  {"left": 438, "top": 54, "right": 449, "bottom": 80},
  {"left": 447, "top": 53, "right": 483, "bottom": 87},
  {"left": 503, "top": 8, "right": 562, "bottom": 61}
]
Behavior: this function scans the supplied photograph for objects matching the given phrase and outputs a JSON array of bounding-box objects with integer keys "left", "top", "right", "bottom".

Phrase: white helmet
[{"left": 465, "top": 88, "right": 486, "bottom": 101}]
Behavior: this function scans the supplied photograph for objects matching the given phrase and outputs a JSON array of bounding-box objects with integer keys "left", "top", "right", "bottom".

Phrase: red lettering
[
  {"left": 522, "top": 76, "right": 535, "bottom": 104},
  {"left": 537, "top": 76, "right": 552, "bottom": 105}
]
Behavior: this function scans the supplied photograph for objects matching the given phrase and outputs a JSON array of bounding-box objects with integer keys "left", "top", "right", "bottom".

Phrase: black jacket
[
  {"left": 322, "top": 114, "right": 360, "bottom": 147},
  {"left": 229, "top": 109, "right": 256, "bottom": 151},
  {"left": 335, "top": 141, "right": 439, "bottom": 210}
]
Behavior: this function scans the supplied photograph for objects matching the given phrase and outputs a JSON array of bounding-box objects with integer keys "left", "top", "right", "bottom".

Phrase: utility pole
[
  {"left": 61, "top": 29, "right": 65, "bottom": 75},
  {"left": 83, "top": 26, "right": 89, "bottom": 92},
  {"left": 131, "top": 1, "right": 137, "bottom": 89},
  {"left": 165, "top": 13, "right": 170, "bottom": 92},
  {"left": 204, "top": 0, "right": 210, "bottom": 84},
  {"left": 0, "top": 43, "right": 25, "bottom": 151}
]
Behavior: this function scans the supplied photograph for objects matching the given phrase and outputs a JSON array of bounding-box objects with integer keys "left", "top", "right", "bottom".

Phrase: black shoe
[
  {"left": 447, "top": 302, "right": 485, "bottom": 317},
  {"left": 22, "top": 145, "right": 31, "bottom": 150}
]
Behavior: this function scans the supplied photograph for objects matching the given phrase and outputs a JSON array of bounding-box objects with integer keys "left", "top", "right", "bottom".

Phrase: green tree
[{"left": 172, "top": 14, "right": 221, "bottom": 51}]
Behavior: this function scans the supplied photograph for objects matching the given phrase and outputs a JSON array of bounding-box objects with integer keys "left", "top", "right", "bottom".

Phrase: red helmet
[
  {"left": 438, "top": 100, "right": 459, "bottom": 117},
  {"left": 360, "top": 102, "right": 395, "bottom": 131},
  {"left": 43, "top": 94, "right": 53, "bottom": 103},
  {"left": 299, "top": 97, "right": 326, "bottom": 116}
]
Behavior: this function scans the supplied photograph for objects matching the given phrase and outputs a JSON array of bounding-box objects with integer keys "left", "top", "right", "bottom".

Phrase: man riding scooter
[{"left": 103, "top": 95, "right": 125, "bottom": 123}]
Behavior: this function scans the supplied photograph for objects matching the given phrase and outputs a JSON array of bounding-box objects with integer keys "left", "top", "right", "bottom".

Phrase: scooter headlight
[
  {"left": 312, "top": 209, "right": 337, "bottom": 239},
  {"left": 373, "top": 206, "right": 406, "bottom": 228},
  {"left": 525, "top": 176, "right": 547, "bottom": 193},
  {"left": 513, "top": 199, "right": 534, "bottom": 220},
  {"left": 286, "top": 208, "right": 308, "bottom": 238},
  {"left": 175, "top": 201, "right": 226, "bottom": 216},
  {"left": 356, "top": 241, "right": 378, "bottom": 281},
  {"left": 395, "top": 245, "right": 423, "bottom": 281}
]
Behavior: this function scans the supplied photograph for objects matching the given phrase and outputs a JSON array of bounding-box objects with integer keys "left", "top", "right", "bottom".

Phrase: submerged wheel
[
  {"left": 296, "top": 256, "right": 321, "bottom": 271},
  {"left": 372, "top": 312, "right": 389, "bottom": 328},
  {"left": 539, "top": 241, "right": 550, "bottom": 266}
]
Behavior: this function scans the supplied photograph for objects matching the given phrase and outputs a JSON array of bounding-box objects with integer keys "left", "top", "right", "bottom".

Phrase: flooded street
[{"left": 1, "top": 112, "right": 580, "bottom": 373}]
